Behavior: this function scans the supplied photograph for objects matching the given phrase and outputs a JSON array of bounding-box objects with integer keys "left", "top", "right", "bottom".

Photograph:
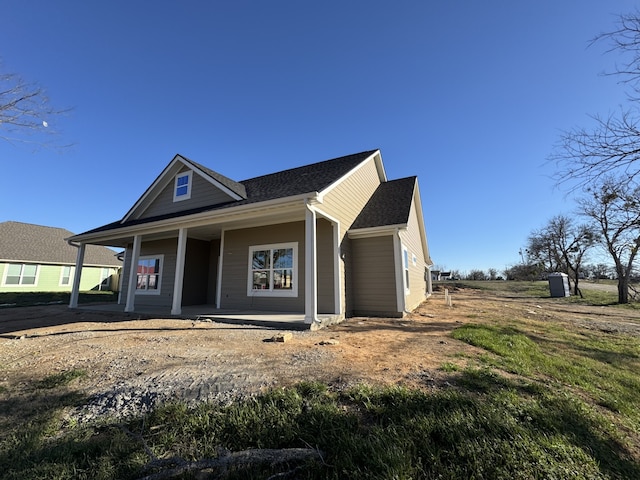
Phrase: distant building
[{"left": 0, "top": 221, "right": 121, "bottom": 292}]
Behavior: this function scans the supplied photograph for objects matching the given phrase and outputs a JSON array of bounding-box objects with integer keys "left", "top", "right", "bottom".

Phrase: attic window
[{"left": 173, "top": 171, "right": 192, "bottom": 202}]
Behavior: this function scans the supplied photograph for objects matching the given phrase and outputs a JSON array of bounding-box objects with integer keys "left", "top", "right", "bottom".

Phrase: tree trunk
[{"left": 618, "top": 276, "right": 629, "bottom": 304}]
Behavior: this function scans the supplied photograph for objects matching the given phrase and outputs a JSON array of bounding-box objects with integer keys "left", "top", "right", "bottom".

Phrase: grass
[
  {"left": 0, "top": 282, "right": 639, "bottom": 478},
  {"left": 0, "top": 291, "right": 118, "bottom": 308}
]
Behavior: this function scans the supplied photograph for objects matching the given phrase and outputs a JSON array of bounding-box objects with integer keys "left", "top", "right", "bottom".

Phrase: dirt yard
[{"left": 2, "top": 286, "right": 640, "bottom": 421}]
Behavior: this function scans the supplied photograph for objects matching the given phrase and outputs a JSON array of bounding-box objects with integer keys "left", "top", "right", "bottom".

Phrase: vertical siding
[
  {"left": 138, "top": 167, "right": 236, "bottom": 219},
  {"left": 319, "top": 157, "right": 382, "bottom": 315},
  {"left": 351, "top": 236, "right": 400, "bottom": 316},
  {"left": 220, "top": 222, "right": 306, "bottom": 312},
  {"left": 399, "top": 199, "right": 428, "bottom": 311}
]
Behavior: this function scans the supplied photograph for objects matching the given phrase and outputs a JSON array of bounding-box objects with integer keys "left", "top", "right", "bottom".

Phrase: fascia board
[
  {"left": 316, "top": 150, "right": 385, "bottom": 201},
  {"left": 412, "top": 179, "right": 433, "bottom": 265},
  {"left": 70, "top": 192, "right": 320, "bottom": 244},
  {"left": 182, "top": 157, "right": 245, "bottom": 201},
  {"left": 347, "top": 224, "right": 407, "bottom": 239}
]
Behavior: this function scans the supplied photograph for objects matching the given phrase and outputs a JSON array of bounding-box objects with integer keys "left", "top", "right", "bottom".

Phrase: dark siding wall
[
  {"left": 182, "top": 238, "right": 210, "bottom": 306},
  {"left": 351, "top": 235, "right": 400, "bottom": 317}
]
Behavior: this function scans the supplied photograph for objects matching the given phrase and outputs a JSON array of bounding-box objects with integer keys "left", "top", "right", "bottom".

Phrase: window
[
  {"left": 99, "top": 268, "right": 110, "bottom": 291},
  {"left": 248, "top": 243, "right": 298, "bottom": 297},
  {"left": 3, "top": 263, "right": 38, "bottom": 286},
  {"left": 60, "top": 266, "right": 73, "bottom": 286},
  {"left": 403, "top": 248, "right": 410, "bottom": 291},
  {"left": 173, "top": 171, "right": 192, "bottom": 201},
  {"left": 136, "top": 255, "right": 163, "bottom": 294}
]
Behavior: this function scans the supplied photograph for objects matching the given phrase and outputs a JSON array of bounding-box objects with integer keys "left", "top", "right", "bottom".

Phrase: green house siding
[{"left": 0, "top": 262, "right": 119, "bottom": 293}]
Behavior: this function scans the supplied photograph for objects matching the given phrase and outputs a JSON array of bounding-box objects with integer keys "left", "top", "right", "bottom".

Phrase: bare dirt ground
[{"left": 1, "top": 286, "right": 640, "bottom": 421}]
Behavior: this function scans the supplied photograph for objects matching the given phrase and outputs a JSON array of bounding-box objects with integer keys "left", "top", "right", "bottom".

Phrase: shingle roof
[
  {"left": 78, "top": 150, "right": 379, "bottom": 235},
  {"left": 350, "top": 176, "right": 417, "bottom": 230},
  {"left": 186, "top": 157, "right": 247, "bottom": 199},
  {"left": 0, "top": 221, "right": 121, "bottom": 266}
]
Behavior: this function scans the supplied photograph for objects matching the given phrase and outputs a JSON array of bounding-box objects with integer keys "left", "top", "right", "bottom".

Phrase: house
[
  {"left": 0, "top": 221, "right": 121, "bottom": 292},
  {"left": 66, "top": 150, "right": 432, "bottom": 327}
]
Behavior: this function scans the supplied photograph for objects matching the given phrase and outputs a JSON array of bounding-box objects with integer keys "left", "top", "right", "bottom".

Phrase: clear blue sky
[{"left": 2, "top": 1, "right": 637, "bottom": 274}]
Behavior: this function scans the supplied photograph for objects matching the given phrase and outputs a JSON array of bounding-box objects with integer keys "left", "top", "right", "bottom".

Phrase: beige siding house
[{"left": 67, "top": 150, "right": 432, "bottom": 328}]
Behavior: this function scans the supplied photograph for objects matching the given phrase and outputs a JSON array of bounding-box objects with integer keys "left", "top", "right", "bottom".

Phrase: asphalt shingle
[{"left": 0, "top": 221, "right": 121, "bottom": 266}]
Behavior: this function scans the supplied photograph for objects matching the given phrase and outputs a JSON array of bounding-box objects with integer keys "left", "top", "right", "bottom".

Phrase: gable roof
[
  {"left": 0, "top": 221, "right": 121, "bottom": 266},
  {"left": 350, "top": 176, "right": 417, "bottom": 230},
  {"left": 79, "top": 150, "right": 381, "bottom": 236}
]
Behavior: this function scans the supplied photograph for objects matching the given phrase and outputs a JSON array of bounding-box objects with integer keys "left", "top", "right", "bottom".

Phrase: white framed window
[
  {"left": 173, "top": 171, "right": 193, "bottom": 202},
  {"left": 247, "top": 242, "right": 298, "bottom": 297},
  {"left": 403, "top": 247, "right": 410, "bottom": 292},
  {"left": 59, "top": 265, "right": 73, "bottom": 286},
  {"left": 2, "top": 263, "right": 38, "bottom": 286},
  {"left": 136, "top": 255, "right": 163, "bottom": 295}
]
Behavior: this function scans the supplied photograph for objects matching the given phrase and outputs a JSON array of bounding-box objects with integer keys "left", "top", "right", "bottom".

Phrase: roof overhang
[
  {"left": 68, "top": 191, "right": 321, "bottom": 247},
  {"left": 347, "top": 224, "right": 407, "bottom": 239}
]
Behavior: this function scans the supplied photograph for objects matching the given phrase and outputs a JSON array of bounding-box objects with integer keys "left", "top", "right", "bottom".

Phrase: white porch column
[
  {"left": 69, "top": 243, "right": 85, "bottom": 308},
  {"left": 125, "top": 234, "right": 141, "bottom": 313},
  {"left": 305, "top": 203, "right": 318, "bottom": 324},
  {"left": 171, "top": 228, "right": 187, "bottom": 315},
  {"left": 393, "top": 230, "right": 406, "bottom": 314},
  {"left": 426, "top": 265, "right": 433, "bottom": 296}
]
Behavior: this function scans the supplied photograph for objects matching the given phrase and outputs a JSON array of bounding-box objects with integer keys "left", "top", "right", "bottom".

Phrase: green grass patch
[
  {"left": 1, "top": 381, "right": 637, "bottom": 479},
  {"left": 35, "top": 370, "right": 87, "bottom": 390},
  {"left": 0, "top": 291, "right": 118, "bottom": 308}
]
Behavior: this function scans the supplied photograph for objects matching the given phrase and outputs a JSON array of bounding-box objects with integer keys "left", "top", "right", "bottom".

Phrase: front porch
[{"left": 73, "top": 303, "right": 343, "bottom": 331}]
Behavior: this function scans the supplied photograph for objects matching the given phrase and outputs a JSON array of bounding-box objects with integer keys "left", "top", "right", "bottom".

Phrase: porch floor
[{"left": 74, "top": 303, "right": 342, "bottom": 331}]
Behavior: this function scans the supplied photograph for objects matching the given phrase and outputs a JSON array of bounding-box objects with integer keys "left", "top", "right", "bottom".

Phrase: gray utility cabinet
[{"left": 548, "top": 273, "right": 570, "bottom": 297}]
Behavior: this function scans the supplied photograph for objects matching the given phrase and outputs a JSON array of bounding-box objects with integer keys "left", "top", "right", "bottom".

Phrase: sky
[{"left": 1, "top": 0, "right": 638, "bottom": 274}]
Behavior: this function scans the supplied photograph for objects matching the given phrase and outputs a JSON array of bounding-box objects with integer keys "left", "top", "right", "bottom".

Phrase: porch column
[
  {"left": 305, "top": 203, "right": 318, "bottom": 324},
  {"left": 125, "top": 234, "right": 141, "bottom": 312},
  {"left": 393, "top": 229, "right": 406, "bottom": 314},
  {"left": 69, "top": 243, "right": 85, "bottom": 308},
  {"left": 171, "top": 227, "right": 187, "bottom": 315},
  {"left": 426, "top": 265, "right": 433, "bottom": 296}
]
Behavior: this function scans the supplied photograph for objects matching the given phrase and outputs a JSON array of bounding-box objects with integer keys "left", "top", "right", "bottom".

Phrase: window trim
[
  {"left": 2, "top": 263, "right": 39, "bottom": 287},
  {"left": 59, "top": 265, "right": 73, "bottom": 286},
  {"left": 403, "top": 247, "right": 410, "bottom": 293},
  {"left": 173, "top": 170, "right": 193, "bottom": 202},
  {"left": 135, "top": 255, "right": 163, "bottom": 295},
  {"left": 247, "top": 242, "right": 298, "bottom": 297}
]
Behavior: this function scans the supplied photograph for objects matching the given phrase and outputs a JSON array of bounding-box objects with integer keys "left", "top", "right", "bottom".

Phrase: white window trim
[
  {"left": 247, "top": 242, "right": 298, "bottom": 297},
  {"left": 135, "top": 255, "right": 164, "bottom": 295},
  {"left": 2, "top": 263, "right": 40, "bottom": 287},
  {"left": 59, "top": 265, "right": 74, "bottom": 287},
  {"left": 173, "top": 170, "right": 193, "bottom": 202},
  {"left": 403, "top": 246, "right": 410, "bottom": 294}
]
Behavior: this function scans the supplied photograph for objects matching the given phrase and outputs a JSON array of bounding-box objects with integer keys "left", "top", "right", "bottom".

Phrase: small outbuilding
[{"left": 548, "top": 272, "right": 570, "bottom": 298}]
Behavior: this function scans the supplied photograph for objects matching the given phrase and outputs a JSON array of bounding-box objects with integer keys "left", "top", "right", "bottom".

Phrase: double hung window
[
  {"left": 173, "top": 171, "right": 192, "bottom": 201},
  {"left": 3, "top": 263, "right": 38, "bottom": 286},
  {"left": 248, "top": 243, "right": 297, "bottom": 297},
  {"left": 136, "top": 255, "right": 163, "bottom": 294}
]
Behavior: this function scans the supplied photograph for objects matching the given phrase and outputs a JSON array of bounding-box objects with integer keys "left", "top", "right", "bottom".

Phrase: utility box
[{"left": 548, "top": 273, "right": 570, "bottom": 297}]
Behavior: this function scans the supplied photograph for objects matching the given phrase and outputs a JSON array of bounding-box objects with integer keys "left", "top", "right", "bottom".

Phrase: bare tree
[
  {"left": 579, "top": 177, "right": 640, "bottom": 303},
  {"left": 550, "top": 10, "right": 640, "bottom": 190},
  {"left": 526, "top": 215, "right": 597, "bottom": 297},
  {"left": 0, "top": 69, "right": 69, "bottom": 146}
]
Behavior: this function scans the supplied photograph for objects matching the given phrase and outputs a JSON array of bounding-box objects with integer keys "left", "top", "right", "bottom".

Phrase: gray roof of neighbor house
[
  {"left": 79, "top": 150, "right": 380, "bottom": 235},
  {"left": 0, "top": 221, "right": 122, "bottom": 266},
  {"left": 350, "top": 176, "right": 417, "bottom": 230}
]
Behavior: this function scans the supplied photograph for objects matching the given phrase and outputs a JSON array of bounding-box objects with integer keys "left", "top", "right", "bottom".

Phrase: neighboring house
[
  {"left": 431, "top": 271, "right": 452, "bottom": 281},
  {"left": 67, "top": 150, "right": 433, "bottom": 326},
  {"left": 0, "top": 221, "right": 121, "bottom": 293}
]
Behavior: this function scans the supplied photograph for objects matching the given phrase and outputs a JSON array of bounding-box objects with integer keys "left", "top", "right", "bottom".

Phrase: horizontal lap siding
[
  {"left": 120, "top": 238, "right": 177, "bottom": 308},
  {"left": 400, "top": 199, "right": 428, "bottom": 311},
  {"left": 140, "top": 168, "right": 236, "bottom": 219},
  {"left": 220, "top": 222, "right": 305, "bottom": 312},
  {"left": 351, "top": 236, "right": 399, "bottom": 316},
  {"left": 319, "top": 157, "right": 382, "bottom": 315},
  {"left": 316, "top": 218, "right": 334, "bottom": 313},
  {"left": 0, "top": 263, "right": 116, "bottom": 292}
]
